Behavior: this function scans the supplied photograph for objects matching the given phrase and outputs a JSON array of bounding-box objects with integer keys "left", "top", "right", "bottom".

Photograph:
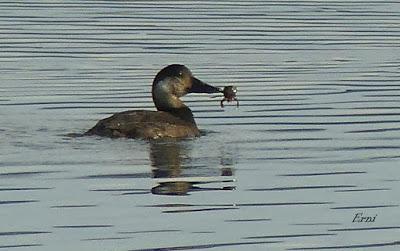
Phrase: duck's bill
[{"left": 189, "top": 77, "right": 222, "bottom": 94}]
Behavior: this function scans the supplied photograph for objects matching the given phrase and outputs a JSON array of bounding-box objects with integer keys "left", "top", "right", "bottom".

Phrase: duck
[{"left": 85, "top": 64, "right": 223, "bottom": 139}]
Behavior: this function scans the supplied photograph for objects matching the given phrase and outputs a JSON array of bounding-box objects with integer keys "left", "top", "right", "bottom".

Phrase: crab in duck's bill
[{"left": 220, "top": 85, "right": 239, "bottom": 108}]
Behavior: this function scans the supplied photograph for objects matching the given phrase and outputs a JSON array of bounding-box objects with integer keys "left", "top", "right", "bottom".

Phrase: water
[{"left": 1, "top": 1, "right": 400, "bottom": 250}]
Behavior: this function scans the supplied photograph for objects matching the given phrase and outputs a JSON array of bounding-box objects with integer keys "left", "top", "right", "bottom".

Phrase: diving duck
[{"left": 85, "top": 64, "right": 223, "bottom": 139}]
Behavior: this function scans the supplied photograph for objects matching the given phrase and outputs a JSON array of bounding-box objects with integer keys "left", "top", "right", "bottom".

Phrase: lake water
[{"left": 1, "top": 1, "right": 400, "bottom": 250}]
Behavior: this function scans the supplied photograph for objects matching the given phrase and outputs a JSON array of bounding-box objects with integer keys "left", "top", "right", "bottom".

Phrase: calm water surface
[{"left": 1, "top": 1, "right": 400, "bottom": 250}]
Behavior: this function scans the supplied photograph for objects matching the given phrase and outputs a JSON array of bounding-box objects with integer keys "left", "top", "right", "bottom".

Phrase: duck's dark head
[{"left": 152, "top": 64, "right": 222, "bottom": 111}]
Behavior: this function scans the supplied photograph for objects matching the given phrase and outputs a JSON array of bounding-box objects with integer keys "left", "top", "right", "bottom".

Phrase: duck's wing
[{"left": 85, "top": 110, "right": 200, "bottom": 139}]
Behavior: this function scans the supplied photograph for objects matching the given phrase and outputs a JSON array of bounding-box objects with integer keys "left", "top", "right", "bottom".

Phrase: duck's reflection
[{"left": 149, "top": 140, "right": 235, "bottom": 196}]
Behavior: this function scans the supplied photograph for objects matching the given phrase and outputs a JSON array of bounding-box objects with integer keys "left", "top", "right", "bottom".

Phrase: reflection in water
[{"left": 149, "top": 140, "right": 235, "bottom": 195}]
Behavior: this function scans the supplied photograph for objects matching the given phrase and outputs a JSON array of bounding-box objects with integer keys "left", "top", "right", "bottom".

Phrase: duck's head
[{"left": 152, "top": 64, "right": 222, "bottom": 112}]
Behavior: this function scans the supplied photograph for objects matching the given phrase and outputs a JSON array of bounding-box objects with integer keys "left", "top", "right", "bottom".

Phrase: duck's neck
[
  {"left": 163, "top": 106, "right": 196, "bottom": 125},
  {"left": 152, "top": 88, "right": 196, "bottom": 125}
]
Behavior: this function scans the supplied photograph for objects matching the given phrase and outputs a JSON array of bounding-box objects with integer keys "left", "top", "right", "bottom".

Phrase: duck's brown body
[{"left": 85, "top": 109, "right": 199, "bottom": 139}]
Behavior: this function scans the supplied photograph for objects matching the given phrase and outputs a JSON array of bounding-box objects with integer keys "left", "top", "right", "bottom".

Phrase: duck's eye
[{"left": 178, "top": 71, "right": 183, "bottom": 76}]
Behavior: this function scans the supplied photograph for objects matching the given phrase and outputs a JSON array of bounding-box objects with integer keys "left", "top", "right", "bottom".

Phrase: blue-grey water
[{"left": 1, "top": 1, "right": 400, "bottom": 250}]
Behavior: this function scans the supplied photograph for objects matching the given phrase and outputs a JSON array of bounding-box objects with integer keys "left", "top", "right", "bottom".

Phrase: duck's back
[{"left": 85, "top": 110, "right": 200, "bottom": 139}]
